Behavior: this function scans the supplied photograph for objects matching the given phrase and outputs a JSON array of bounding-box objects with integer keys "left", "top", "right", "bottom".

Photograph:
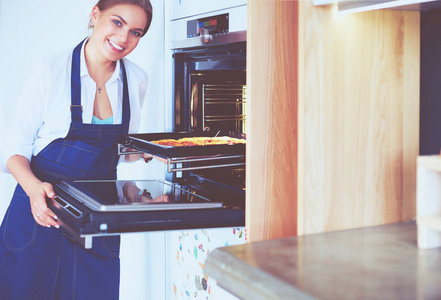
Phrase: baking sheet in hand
[{"left": 124, "top": 132, "right": 246, "bottom": 159}]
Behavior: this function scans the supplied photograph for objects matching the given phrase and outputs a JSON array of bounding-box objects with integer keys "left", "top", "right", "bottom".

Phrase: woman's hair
[{"left": 91, "top": 0, "right": 153, "bottom": 36}]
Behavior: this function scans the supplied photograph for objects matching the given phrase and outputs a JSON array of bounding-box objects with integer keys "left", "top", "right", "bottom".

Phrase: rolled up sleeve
[{"left": 0, "top": 61, "right": 49, "bottom": 173}]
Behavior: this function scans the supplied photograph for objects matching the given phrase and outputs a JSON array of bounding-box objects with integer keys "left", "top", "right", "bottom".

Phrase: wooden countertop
[{"left": 205, "top": 222, "right": 441, "bottom": 300}]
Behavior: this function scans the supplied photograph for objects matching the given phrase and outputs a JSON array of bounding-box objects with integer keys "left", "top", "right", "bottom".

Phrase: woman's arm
[{"left": 7, "top": 155, "right": 59, "bottom": 228}]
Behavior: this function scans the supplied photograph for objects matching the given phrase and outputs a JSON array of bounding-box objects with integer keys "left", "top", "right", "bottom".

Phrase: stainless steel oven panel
[
  {"left": 172, "top": 31, "right": 246, "bottom": 50},
  {"left": 170, "top": 5, "right": 246, "bottom": 50}
]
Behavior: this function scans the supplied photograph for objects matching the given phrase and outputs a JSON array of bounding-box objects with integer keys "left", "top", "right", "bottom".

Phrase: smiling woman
[
  {"left": 86, "top": 2, "right": 151, "bottom": 120},
  {"left": 88, "top": 2, "right": 151, "bottom": 61},
  {"left": 0, "top": 0, "right": 155, "bottom": 299},
  {"left": 91, "top": 0, "right": 153, "bottom": 36}
]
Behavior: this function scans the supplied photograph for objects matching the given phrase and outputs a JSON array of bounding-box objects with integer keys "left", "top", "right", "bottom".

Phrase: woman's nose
[{"left": 117, "top": 29, "right": 129, "bottom": 42}]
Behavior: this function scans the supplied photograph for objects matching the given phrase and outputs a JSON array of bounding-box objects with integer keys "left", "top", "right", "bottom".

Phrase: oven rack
[{"left": 118, "top": 145, "right": 245, "bottom": 173}]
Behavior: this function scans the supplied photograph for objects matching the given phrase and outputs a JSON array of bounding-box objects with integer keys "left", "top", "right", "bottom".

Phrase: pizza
[{"left": 150, "top": 136, "right": 246, "bottom": 147}]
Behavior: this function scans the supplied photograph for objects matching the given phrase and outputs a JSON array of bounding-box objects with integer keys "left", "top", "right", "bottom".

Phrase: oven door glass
[
  {"left": 49, "top": 180, "right": 244, "bottom": 249},
  {"left": 57, "top": 180, "right": 223, "bottom": 211}
]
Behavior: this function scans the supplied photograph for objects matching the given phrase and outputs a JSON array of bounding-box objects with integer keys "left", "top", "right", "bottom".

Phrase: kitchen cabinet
[
  {"left": 246, "top": 1, "right": 420, "bottom": 241},
  {"left": 167, "top": 227, "right": 245, "bottom": 299},
  {"left": 169, "top": 0, "right": 246, "bottom": 20},
  {"left": 416, "top": 155, "right": 441, "bottom": 249},
  {"left": 313, "top": 0, "right": 441, "bottom": 14}
]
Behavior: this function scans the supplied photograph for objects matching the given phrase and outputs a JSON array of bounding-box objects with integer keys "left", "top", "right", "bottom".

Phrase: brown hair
[{"left": 91, "top": 0, "right": 153, "bottom": 37}]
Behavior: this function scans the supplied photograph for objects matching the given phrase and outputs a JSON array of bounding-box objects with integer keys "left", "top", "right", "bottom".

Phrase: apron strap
[
  {"left": 120, "top": 60, "right": 131, "bottom": 129},
  {"left": 71, "top": 40, "right": 84, "bottom": 123},
  {"left": 70, "top": 38, "right": 131, "bottom": 127}
]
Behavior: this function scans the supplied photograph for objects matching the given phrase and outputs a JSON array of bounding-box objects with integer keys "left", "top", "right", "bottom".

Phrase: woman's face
[{"left": 90, "top": 4, "right": 148, "bottom": 62}]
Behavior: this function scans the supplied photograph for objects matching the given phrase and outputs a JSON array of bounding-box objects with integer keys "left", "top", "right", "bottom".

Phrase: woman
[{"left": 0, "top": 0, "right": 153, "bottom": 298}]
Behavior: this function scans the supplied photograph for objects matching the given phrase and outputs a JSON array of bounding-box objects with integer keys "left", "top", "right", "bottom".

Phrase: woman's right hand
[
  {"left": 6, "top": 155, "right": 59, "bottom": 228},
  {"left": 27, "top": 181, "right": 59, "bottom": 228}
]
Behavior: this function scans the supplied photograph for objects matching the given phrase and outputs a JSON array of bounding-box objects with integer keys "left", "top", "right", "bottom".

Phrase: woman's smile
[{"left": 108, "top": 39, "right": 125, "bottom": 52}]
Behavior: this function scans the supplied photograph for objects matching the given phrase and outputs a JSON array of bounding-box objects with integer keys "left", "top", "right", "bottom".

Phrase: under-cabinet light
[{"left": 336, "top": 0, "right": 439, "bottom": 15}]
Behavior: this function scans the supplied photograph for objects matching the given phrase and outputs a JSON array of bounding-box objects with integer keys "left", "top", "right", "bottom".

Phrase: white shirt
[{"left": 0, "top": 41, "right": 148, "bottom": 173}]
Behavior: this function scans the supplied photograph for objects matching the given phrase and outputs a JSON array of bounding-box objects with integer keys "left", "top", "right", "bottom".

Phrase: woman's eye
[
  {"left": 131, "top": 30, "right": 141, "bottom": 37},
  {"left": 113, "top": 20, "right": 122, "bottom": 26}
]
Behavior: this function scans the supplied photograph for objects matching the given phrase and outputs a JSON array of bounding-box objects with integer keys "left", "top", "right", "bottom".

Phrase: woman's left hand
[
  {"left": 141, "top": 153, "right": 168, "bottom": 164},
  {"left": 121, "top": 148, "right": 142, "bottom": 162},
  {"left": 121, "top": 148, "right": 167, "bottom": 164}
]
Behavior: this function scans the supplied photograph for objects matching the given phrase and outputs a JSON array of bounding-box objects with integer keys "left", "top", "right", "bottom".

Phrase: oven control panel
[
  {"left": 187, "top": 13, "right": 229, "bottom": 38},
  {"left": 170, "top": 5, "right": 246, "bottom": 49}
]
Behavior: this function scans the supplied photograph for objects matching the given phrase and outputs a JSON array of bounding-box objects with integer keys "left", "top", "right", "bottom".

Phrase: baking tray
[{"left": 124, "top": 132, "right": 246, "bottom": 159}]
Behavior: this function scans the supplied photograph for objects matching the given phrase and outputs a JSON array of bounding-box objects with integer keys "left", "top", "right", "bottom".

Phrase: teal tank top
[{"left": 92, "top": 115, "right": 114, "bottom": 125}]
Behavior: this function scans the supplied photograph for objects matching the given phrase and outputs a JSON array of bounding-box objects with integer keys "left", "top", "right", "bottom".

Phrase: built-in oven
[
  {"left": 172, "top": 8, "right": 246, "bottom": 134},
  {"left": 47, "top": 5, "right": 247, "bottom": 249},
  {"left": 173, "top": 43, "right": 246, "bottom": 134},
  {"left": 171, "top": 5, "right": 247, "bottom": 190}
]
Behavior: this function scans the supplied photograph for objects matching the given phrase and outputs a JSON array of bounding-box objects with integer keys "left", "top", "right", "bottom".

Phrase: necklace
[
  {"left": 95, "top": 68, "right": 114, "bottom": 94},
  {"left": 97, "top": 84, "right": 104, "bottom": 94},
  {"left": 84, "top": 58, "right": 115, "bottom": 95}
]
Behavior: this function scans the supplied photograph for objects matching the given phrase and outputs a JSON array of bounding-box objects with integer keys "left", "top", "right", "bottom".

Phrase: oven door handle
[
  {"left": 167, "top": 155, "right": 245, "bottom": 172},
  {"left": 51, "top": 195, "right": 83, "bottom": 219}
]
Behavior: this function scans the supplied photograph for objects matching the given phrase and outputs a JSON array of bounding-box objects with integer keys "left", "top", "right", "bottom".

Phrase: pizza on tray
[{"left": 150, "top": 136, "right": 246, "bottom": 147}]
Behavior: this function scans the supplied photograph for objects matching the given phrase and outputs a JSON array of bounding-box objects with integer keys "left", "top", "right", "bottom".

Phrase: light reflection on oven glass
[
  {"left": 119, "top": 180, "right": 208, "bottom": 204},
  {"left": 74, "top": 180, "right": 210, "bottom": 205}
]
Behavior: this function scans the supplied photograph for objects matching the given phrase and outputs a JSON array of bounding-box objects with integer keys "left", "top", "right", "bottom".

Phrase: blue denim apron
[{"left": 0, "top": 39, "right": 130, "bottom": 300}]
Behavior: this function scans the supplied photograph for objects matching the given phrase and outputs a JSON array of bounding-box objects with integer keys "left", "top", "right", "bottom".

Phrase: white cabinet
[
  {"left": 166, "top": 227, "right": 245, "bottom": 299},
  {"left": 169, "top": 0, "right": 246, "bottom": 20},
  {"left": 417, "top": 155, "right": 441, "bottom": 249},
  {"left": 313, "top": 0, "right": 441, "bottom": 14}
]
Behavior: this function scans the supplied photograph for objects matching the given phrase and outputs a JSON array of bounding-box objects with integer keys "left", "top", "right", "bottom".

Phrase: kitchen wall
[
  {"left": 0, "top": 0, "right": 166, "bottom": 298},
  {"left": 420, "top": 8, "right": 441, "bottom": 155}
]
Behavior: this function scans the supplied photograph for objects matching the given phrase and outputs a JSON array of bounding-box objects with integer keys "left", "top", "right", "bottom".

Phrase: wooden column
[{"left": 246, "top": 0, "right": 299, "bottom": 242}]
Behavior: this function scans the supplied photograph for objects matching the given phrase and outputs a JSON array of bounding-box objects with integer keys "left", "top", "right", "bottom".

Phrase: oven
[
  {"left": 173, "top": 42, "right": 246, "bottom": 134},
  {"left": 171, "top": 5, "right": 247, "bottom": 190},
  {"left": 47, "top": 5, "right": 247, "bottom": 249},
  {"left": 172, "top": 9, "right": 247, "bottom": 134}
]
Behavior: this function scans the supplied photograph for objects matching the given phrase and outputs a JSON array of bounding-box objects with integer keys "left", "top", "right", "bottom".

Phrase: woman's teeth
[{"left": 109, "top": 40, "right": 124, "bottom": 50}]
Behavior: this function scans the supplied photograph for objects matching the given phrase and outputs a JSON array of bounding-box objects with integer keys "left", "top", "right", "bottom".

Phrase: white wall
[{"left": 0, "top": 0, "right": 167, "bottom": 299}]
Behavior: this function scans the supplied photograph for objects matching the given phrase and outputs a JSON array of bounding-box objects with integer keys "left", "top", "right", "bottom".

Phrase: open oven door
[
  {"left": 48, "top": 131, "right": 246, "bottom": 249},
  {"left": 48, "top": 179, "right": 244, "bottom": 249}
]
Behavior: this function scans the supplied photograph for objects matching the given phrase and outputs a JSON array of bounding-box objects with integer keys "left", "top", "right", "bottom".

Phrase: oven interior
[
  {"left": 190, "top": 70, "right": 246, "bottom": 133},
  {"left": 172, "top": 41, "right": 246, "bottom": 206},
  {"left": 174, "top": 42, "right": 246, "bottom": 133}
]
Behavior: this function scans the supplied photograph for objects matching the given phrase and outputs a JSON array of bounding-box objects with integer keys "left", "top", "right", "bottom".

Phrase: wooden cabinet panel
[
  {"left": 246, "top": 1, "right": 420, "bottom": 241},
  {"left": 298, "top": 4, "right": 420, "bottom": 235}
]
